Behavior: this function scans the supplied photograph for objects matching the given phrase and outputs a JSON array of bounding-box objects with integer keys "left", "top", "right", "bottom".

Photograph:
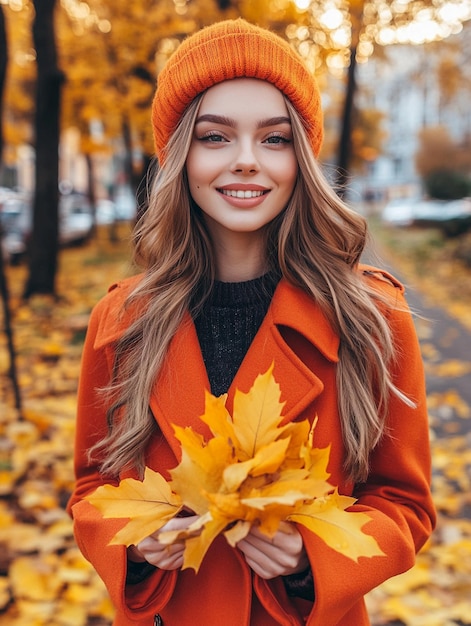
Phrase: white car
[
  {"left": 381, "top": 196, "right": 471, "bottom": 236},
  {"left": 59, "top": 193, "right": 93, "bottom": 245},
  {"left": 381, "top": 198, "right": 419, "bottom": 227},
  {"left": 1, "top": 191, "right": 93, "bottom": 263},
  {"left": 96, "top": 188, "right": 137, "bottom": 225}
]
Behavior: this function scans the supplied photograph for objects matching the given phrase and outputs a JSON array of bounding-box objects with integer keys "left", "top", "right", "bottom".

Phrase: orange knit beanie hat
[{"left": 151, "top": 19, "right": 323, "bottom": 163}]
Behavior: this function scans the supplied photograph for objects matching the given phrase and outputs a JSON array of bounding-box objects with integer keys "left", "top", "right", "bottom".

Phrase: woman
[{"left": 68, "top": 19, "right": 435, "bottom": 626}]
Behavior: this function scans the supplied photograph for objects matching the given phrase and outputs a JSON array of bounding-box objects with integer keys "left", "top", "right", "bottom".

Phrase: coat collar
[
  {"left": 93, "top": 275, "right": 339, "bottom": 362},
  {"left": 93, "top": 265, "right": 401, "bottom": 355},
  {"left": 93, "top": 274, "right": 145, "bottom": 350}
]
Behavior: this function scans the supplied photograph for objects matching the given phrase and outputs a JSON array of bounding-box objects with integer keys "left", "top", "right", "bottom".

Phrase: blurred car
[
  {"left": 381, "top": 198, "right": 418, "bottom": 227},
  {"left": 381, "top": 196, "right": 471, "bottom": 236},
  {"left": 0, "top": 192, "right": 31, "bottom": 264},
  {"left": 59, "top": 193, "right": 93, "bottom": 245},
  {"left": 114, "top": 186, "right": 137, "bottom": 221},
  {"left": 412, "top": 197, "right": 471, "bottom": 236},
  {"left": 96, "top": 188, "right": 137, "bottom": 225},
  {"left": 96, "top": 199, "right": 116, "bottom": 225},
  {"left": 1, "top": 191, "right": 93, "bottom": 263}
]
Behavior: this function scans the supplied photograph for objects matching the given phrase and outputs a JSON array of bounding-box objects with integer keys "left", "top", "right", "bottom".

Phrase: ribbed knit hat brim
[{"left": 152, "top": 19, "right": 323, "bottom": 162}]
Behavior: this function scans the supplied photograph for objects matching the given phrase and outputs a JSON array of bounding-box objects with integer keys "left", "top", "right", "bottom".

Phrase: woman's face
[{"left": 186, "top": 78, "right": 298, "bottom": 244}]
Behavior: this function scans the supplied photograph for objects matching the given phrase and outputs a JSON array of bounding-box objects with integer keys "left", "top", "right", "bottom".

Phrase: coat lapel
[
  {"left": 226, "top": 279, "right": 339, "bottom": 423},
  {"left": 149, "top": 313, "right": 212, "bottom": 461},
  {"left": 270, "top": 279, "right": 339, "bottom": 362},
  {"left": 150, "top": 279, "right": 340, "bottom": 458}
]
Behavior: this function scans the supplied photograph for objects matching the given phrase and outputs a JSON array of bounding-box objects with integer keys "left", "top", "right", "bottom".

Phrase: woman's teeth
[{"left": 220, "top": 189, "right": 265, "bottom": 198}]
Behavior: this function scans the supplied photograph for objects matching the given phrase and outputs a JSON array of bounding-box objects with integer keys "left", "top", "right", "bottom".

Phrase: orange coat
[{"left": 68, "top": 266, "right": 435, "bottom": 626}]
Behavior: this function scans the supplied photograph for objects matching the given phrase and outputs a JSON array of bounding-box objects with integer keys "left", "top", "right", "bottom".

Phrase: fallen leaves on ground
[
  {"left": 0, "top": 229, "right": 132, "bottom": 625},
  {"left": 369, "top": 220, "right": 471, "bottom": 332},
  {"left": 365, "top": 220, "right": 471, "bottom": 626},
  {"left": 0, "top": 224, "right": 470, "bottom": 624}
]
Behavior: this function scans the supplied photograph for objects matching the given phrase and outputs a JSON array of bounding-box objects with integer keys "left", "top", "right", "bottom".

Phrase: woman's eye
[
  {"left": 264, "top": 134, "right": 290, "bottom": 145},
  {"left": 200, "top": 132, "right": 227, "bottom": 143}
]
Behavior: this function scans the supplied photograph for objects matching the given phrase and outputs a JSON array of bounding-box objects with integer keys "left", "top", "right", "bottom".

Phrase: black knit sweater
[{"left": 193, "top": 272, "right": 279, "bottom": 396}]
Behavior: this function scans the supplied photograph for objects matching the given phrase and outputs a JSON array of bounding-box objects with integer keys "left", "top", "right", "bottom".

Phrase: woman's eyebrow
[
  {"left": 195, "top": 114, "right": 291, "bottom": 128},
  {"left": 195, "top": 114, "right": 236, "bottom": 127},
  {"left": 257, "top": 116, "right": 291, "bottom": 129}
]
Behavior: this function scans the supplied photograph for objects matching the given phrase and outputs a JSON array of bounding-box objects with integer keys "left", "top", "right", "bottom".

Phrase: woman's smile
[{"left": 217, "top": 183, "right": 271, "bottom": 207}]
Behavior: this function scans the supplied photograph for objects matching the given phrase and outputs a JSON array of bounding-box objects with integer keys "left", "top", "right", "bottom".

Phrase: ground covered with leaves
[
  {"left": 0, "top": 227, "right": 134, "bottom": 625},
  {"left": 0, "top": 222, "right": 470, "bottom": 625},
  {"left": 366, "top": 221, "right": 471, "bottom": 626}
]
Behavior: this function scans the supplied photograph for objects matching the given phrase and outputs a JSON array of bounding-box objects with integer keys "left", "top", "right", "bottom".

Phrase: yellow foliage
[
  {"left": 10, "top": 555, "right": 63, "bottom": 602},
  {"left": 87, "top": 468, "right": 183, "bottom": 547},
  {"left": 0, "top": 578, "right": 10, "bottom": 611},
  {"left": 288, "top": 490, "right": 384, "bottom": 561},
  {"left": 87, "top": 364, "right": 383, "bottom": 572},
  {"left": 380, "top": 561, "right": 432, "bottom": 595},
  {"left": 425, "top": 360, "right": 471, "bottom": 379}
]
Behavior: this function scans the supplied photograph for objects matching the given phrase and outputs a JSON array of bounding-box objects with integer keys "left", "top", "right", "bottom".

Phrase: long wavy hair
[{"left": 90, "top": 91, "right": 412, "bottom": 483}]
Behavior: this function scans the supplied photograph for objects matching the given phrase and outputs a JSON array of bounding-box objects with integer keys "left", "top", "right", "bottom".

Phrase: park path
[
  {"left": 406, "top": 287, "right": 471, "bottom": 436},
  {"left": 363, "top": 238, "right": 471, "bottom": 440}
]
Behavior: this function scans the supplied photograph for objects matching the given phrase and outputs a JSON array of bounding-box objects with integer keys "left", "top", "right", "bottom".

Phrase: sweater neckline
[{"left": 206, "top": 272, "right": 280, "bottom": 307}]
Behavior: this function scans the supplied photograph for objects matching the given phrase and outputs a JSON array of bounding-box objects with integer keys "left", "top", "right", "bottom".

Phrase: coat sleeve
[
  {"left": 66, "top": 293, "right": 178, "bottom": 622},
  {"left": 297, "top": 287, "right": 435, "bottom": 625}
]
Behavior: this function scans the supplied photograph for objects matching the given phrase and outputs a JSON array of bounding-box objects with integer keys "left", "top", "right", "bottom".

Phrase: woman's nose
[{"left": 231, "top": 140, "right": 259, "bottom": 174}]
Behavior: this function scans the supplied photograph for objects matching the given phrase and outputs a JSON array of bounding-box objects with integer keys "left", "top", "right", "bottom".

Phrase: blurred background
[
  {"left": 1, "top": 0, "right": 471, "bottom": 281},
  {"left": 0, "top": 2, "right": 470, "bottom": 625}
]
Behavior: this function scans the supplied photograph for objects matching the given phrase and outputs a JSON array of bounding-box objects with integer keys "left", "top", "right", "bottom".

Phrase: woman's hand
[
  {"left": 128, "top": 515, "right": 200, "bottom": 571},
  {"left": 236, "top": 521, "right": 309, "bottom": 579}
]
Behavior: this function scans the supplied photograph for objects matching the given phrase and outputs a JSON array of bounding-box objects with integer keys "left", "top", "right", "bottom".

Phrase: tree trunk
[
  {"left": 0, "top": 248, "right": 23, "bottom": 415},
  {"left": 85, "top": 152, "right": 97, "bottom": 237},
  {"left": 135, "top": 153, "right": 153, "bottom": 223},
  {"left": 0, "top": 6, "right": 22, "bottom": 415},
  {"left": 121, "top": 116, "right": 134, "bottom": 191},
  {"left": 335, "top": 47, "right": 357, "bottom": 198},
  {"left": 0, "top": 6, "right": 6, "bottom": 162},
  {"left": 24, "top": 0, "right": 64, "bottom": 298}
]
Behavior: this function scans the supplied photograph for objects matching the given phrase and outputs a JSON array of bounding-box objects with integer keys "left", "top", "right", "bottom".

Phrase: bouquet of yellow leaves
[{"left": 86, "top": 364, "right": 384, "bottom": 572}]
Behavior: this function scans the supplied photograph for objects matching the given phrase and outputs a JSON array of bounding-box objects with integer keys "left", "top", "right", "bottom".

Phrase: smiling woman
[
  {"left": 68, "top": 18, "right": 435, "bottom": 626},
  {"left": 186, "top": 79, "right": 298, "bottom": 280}
]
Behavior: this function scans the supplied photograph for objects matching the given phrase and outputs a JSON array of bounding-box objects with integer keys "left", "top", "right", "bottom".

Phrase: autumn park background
[{"left": 1, "top": 1, "right": 471, "bottom": 625}]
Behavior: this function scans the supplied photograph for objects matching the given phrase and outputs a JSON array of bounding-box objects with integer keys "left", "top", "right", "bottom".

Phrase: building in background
[{"left": 353, "top": 21, "right": 471, "bottom": 205}]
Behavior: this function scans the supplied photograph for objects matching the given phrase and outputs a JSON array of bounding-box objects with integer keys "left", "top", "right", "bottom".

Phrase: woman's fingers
[
  {"left": 237, "top": 523, "right": 308, "bottom": 578},
  {"left": 137, "top": 534, "right": 186, "bottom": 569},
  {"left": 132, "top": 517, "right": 308, "bottom": 576},
  {"left": 135, "top": 515, "right": 200, "bottom": 570}
]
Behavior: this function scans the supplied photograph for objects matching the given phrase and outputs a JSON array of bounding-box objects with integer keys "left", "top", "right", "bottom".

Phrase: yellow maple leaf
[
  {"left": 231, "top": 363, "right": 288, "bottom": 459},
  {"left": 198, "top": 390, "right": 234, "bottom": 441},
  {"left": 156, "top": 511, "right": 228, "bottom": 572},
  {"left": 288, "top": 489, "right": 385, "bottom": 562},
  {"left": 279, "top": 418, "right": 312, "bottom": 469},
  {"left": 224, "top": 519, "right": 252, "bottom": 546},
  {"left": 85, "top": 467, "right": 182, "bottom": 546},
  {"left": 170, "top": 425, "right": 234, "bottom": 515},
  {"left": 222, "top": 437, "right": 290, "bottom": 492},
  {"left": 181, "top": 515, "right": 228, "bottom": 571}
]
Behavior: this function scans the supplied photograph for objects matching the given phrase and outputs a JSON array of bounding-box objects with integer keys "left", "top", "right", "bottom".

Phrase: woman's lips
[{"left": 216, "top": 186, "right": 270, "bottom": 207}]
